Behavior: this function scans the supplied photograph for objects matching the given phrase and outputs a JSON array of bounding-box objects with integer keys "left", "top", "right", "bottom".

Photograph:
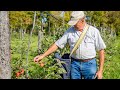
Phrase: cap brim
[{"left": 68, "top": 19, "right": 79, "bottom": 25}]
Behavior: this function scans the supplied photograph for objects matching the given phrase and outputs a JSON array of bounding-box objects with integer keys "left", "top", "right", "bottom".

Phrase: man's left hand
[{"left": 95, "top": 70, "right": 103, "bottom": 79}]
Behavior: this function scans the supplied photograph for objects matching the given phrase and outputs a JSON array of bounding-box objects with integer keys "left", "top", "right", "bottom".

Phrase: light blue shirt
[{"left": 55, "top": 25, "right": 106, "bottom": 59}]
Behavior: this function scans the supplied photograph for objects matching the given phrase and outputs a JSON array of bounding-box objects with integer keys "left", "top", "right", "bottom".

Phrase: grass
[{"left": 103, "top": 37, "right": 120, "bottom": 79}]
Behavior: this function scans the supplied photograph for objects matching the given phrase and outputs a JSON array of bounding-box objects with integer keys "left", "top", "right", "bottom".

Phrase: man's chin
[{"left": 78, "top": 29, "right": 83, "bottom": 31}]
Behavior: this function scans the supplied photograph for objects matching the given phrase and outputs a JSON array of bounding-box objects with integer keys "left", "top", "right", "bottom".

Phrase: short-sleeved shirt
[{"left": 55, "top": 24, "right": 106, "bottom": 59}]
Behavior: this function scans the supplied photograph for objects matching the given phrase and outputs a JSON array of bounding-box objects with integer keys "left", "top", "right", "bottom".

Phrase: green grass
[{"left": 103, "top": 37, "right": 120, "bottom": 79}]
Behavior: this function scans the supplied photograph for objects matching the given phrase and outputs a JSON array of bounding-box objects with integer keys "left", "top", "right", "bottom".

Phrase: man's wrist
[
  {"left": 38, "top": 54, "right": 45, "bottom": 58},
  {"left": 42, "top": 54, "right": 45, "bottom": 58},
  {"left": 98, "top": 69, "right": 103, "bottom": 72}
]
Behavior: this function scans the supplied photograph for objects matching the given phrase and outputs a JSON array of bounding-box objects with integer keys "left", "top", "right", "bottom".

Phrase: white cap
[{"left": 68, "top": 11, "right": 85, "bottom": 25}]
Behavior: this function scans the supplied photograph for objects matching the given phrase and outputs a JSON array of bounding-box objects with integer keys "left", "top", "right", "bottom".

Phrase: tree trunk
[
  {"left": 23, "top": 28, "right": 26, "bottom": 36},
  {"left": 38, "top": 30, "right": 41, "bottom": 54},
  {"left": 0, "top": 11, "right": 11, "bottom": 79},
  {"left": 48, "top": 18, "right": 51, "bottom": 36},
  {"left": 38, "top": 14, "right": 42, "bottom": 54},
  {"left": 26, "top": 11, "right": 36, "bottom": 78}
]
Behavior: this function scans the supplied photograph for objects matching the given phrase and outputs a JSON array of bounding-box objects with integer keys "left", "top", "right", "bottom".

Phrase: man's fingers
[
  {"left": 34, "top": 55, "right": 43, "bottom": 63},
  {"left": 34, "top": 57, "right": 39, "bottom": 63},
  {"left": 97, "top": 76, "right": 102, "bottom": 79},
  {"left": 34, "top": 58, "right": 37, "bottom": 62},
  {"left": 94, "top": 73, "right": 97, "bottom": 79}
]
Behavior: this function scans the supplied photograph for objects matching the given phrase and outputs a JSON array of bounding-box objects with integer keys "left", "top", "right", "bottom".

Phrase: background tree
[{"left": 0, "top": 11, "right": 11, "bottom": 79}]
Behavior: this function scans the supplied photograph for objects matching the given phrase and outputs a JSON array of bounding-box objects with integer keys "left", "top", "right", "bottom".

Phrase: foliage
[
  {"left": 86, "top": 11, "right": 120, "bottom": 36},
  {"left": 11, "top": 32, "right": 66, "bottom": 79},
  {"left": 103, "top": 36, "right": 120, "bottom": 79},
  {"left": 9, "top": 11, "right": 34, "bottom": 31}
]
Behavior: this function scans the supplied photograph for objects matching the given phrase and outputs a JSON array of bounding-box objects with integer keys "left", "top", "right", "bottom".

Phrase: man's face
[{"left": 74, "top": 18, "right": 85, "bottom": 31}]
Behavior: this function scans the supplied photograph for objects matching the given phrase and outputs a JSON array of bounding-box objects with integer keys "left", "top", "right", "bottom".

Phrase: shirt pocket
[
  {"left": 84, "top": 35, "right": 94, "bottom": 44},
  {"left": 68, "top": 37, "right": 76, "bottom": 46}
]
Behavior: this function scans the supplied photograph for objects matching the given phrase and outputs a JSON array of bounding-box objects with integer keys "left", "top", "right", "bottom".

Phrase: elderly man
[{"left": 34, "top": 11, "right": 106, "bottom": 79}]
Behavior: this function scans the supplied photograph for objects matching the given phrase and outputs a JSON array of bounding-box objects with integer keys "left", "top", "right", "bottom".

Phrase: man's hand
[
  {"left": 34, "top": 54, "right": 44, "bottom": 63},
  {"left": 95, "top": 70, "right": 103, "bottom": 79},
  {"left": 33, "top": 43, "right": 58, "bottom": 63}
]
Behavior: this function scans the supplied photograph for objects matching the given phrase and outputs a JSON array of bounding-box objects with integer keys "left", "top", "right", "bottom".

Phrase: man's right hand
[
  {"left": 34, "top": 54, "right": 44, "bottom": 63},
  {"left": 33, "top": 43, "right": 58, "bottom": 63}
]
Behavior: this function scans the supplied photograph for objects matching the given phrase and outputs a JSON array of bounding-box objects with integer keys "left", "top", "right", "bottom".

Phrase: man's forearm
[
  {"left": 42, "top": 43, "right": 58, "bottom": 58},
  {"left": 98, "top": 49, "right": 105, "bottom": 72}
]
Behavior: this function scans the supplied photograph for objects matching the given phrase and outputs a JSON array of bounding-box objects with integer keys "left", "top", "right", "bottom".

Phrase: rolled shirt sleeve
[
  {"left": 95, "top": 29, "right": 106, "bottom": 51},
  {"left": 55, "top": 31, "right": 68, "bottom": 49}
]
